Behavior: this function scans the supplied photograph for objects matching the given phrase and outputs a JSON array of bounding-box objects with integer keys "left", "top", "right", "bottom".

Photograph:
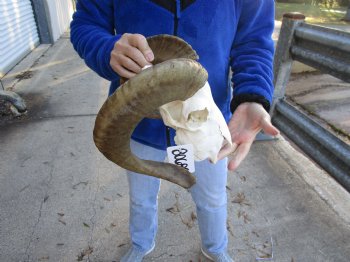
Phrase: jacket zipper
[
  {"left": 166, "top": 0, "right": 181, "bottom": 147},
  {"left": 173, "top": 0, "right": 181, "bottom": 35}
]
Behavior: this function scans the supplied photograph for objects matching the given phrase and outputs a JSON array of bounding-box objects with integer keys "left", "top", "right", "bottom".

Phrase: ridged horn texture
[
  {"left": 147, "top": 34, "right": 199, "bottom": 64},
  {"left": 93, "top": 35, "right": 208, "bottom": 188}
]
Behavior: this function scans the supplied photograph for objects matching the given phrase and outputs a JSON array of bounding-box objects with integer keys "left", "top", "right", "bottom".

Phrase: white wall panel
[
  {"left": 45, "top": 0, "right": 74, "bottom": 42},
  {"left": 0, "top": 0, "right": 39, "bottom": 77}
]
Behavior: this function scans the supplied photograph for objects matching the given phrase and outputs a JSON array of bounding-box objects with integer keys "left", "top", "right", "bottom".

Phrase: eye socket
[{"left": 188, "top": 108, "right": 209, "bottom": 123}]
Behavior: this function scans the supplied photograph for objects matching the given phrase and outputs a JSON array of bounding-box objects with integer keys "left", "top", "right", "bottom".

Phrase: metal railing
[{"left": 272, "top": 13, "right": 350, "bottom": 191}]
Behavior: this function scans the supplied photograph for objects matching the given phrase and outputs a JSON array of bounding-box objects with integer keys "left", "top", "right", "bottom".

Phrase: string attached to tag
[{"left": 166, "top": 126, "right": 171, "bottom": 147}]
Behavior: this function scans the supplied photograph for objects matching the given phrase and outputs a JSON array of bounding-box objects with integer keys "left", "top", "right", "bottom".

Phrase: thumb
[
  {"left": 128, "top": 34, "right": 154, "bottom": 62},
  {"left": 261, "top": 117, "right": 279, "bottom": 136},
  {"left": 217, "top": 142, "right": 237, "bottom": 162}
]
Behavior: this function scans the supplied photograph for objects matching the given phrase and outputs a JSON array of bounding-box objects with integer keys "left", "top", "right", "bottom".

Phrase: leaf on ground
[
  {"left": 180, "top": 211, "right": 197, "bottom": 229},
  {"left": 232, "top": 192, "right": 251, "bottom": 206},
  {"left": 166, "top": 192, "right": 181, "bottom": 214},
  {"left": 191, "top": 211, "right": 197, "bottom": 221},
  {"left": 77, "top": 246, "right": 93, "bottom": 261},
  {"left": 58, "top": 219, "right": 66, "bottom": 225},
  {"left": 83, "top": 222, "right": 90, "bottom": 228},
  {"left": 243, "top": 212, "right": 251, "bottom": 224},
  {"left": 103, "top": 197, "right": 111, "bottom": 201},
  {"left": 226, "top": 220, "right": 234, "bottom": 237},
  {"left": 255, "top": 238, "right": 273, "bottom": 260},
  {"left": 252, "top": 231, "right": 260, "bottom": 238},
  {"left": 19, "top": 185, "right": 30, "bottom": 192},
  {"left": 57, "top": 213, "right": 64, "bottom": 217},
  {"left": 237, "top": 210, "right": 251, "bottom": 224},
  {"left": 256, "top": 250, "right": 272, "bottom": 259},
  {"left": 72, "top": 181, "right": 88, "bottom": 190},
  {"left": 38, "top": 256, "right": 49, "bottom": 261},
  {"left": 166, "top": 206, "right": 179, "bottom": 214},
  {"left": 237, "top": 249, "right": 247, "bottom": 256},
  {"left": 44, "top": 195, "right": 49, "bottom": 202}
]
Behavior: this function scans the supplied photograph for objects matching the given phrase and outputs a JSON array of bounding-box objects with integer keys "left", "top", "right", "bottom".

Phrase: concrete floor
[{"left": 286, "top": 72, "right": 350, "bottom": 144}]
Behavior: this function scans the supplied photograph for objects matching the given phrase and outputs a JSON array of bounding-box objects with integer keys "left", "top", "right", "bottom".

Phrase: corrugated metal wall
[{"left": 0, "top": 0, "right": 40, "bottom": 77}]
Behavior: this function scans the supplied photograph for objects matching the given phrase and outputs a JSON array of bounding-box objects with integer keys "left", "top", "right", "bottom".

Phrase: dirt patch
[
  {"left": 0, "top": 99, "right": 23, "bottom": 123},
  {"left": 0, "top": 99, "right": 11, "bottom": 116},
  {"left": 0, "top": 90, "right": 46, "bottom": 126},
  {"left": 15, "top": 70, "right": 34, "bottom": 81}
]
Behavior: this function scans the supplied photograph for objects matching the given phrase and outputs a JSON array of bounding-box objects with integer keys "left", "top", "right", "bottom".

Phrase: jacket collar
[{"left": 150, "top": 0, "right": 196, "bottom": 13}]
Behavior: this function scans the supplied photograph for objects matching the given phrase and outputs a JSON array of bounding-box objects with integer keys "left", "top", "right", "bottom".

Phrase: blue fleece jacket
[{"left": 70, "top": 0, "right": 275, "bottom": 150}]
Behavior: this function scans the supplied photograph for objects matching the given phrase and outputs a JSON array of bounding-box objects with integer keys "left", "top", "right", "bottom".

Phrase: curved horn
[
  {"left": 94, "top": 35, "right": 207, "bottom": 188},
  {"left": 94, "top": 57, "right": 207, "bottom": 188},
  {"left": 147, "top": 34, "right": 199, "bottom": 64},
  {"left": 119, "top": 34, "right": 198, "bottom": 100},
  {"left": 146, "top": 35, "right": 198, "bottom": 119}
]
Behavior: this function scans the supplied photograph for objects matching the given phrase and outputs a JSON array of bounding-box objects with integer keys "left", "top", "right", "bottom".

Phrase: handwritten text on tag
[{"left": 166, "top": 144, "right": 195, "bottom": 173}]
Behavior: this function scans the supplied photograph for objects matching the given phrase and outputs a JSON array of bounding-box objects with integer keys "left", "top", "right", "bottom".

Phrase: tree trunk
[{"left": 343, "top": 4, "right": 350, "bottom": 21}]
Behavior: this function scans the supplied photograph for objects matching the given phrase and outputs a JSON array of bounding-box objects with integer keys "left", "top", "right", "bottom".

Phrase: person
[{"left": 70, "top": 1, "right": 279, "bottom": 261}]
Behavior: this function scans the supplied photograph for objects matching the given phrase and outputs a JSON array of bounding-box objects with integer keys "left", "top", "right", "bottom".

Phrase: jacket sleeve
[
  {"left": 230, "top": 0, "right": 275, "bottom": 113},
  {"left": 70, "top": 0, "right": 120, "bottom": 81}
]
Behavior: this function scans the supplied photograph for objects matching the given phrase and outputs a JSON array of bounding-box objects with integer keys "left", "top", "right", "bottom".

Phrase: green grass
[{"left": 275, "top": 3, "right": 348, "bottom": 24}]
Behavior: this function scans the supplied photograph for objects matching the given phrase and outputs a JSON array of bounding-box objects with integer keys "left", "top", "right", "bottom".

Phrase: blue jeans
[{"left": 127, "top": 140, "right": 228, "bottom": 254}]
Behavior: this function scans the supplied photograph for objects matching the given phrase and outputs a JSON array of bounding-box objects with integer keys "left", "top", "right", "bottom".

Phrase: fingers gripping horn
[{"left": 93, "top": 35, "right": 208, "bottom": 188}]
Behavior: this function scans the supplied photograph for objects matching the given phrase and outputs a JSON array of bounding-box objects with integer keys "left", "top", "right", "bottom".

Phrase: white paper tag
[{"left": 166, "top": 144, "right": 195, "bottom": 173}]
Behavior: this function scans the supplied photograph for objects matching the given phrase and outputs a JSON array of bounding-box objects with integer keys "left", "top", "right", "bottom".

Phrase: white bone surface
[{"left": 159, "top": 81, "right": 232, "bottom": 163}]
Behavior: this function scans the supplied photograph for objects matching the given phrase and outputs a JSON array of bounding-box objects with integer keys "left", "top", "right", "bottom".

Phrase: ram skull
[
  {"left": 93, "top": 35, "right": 207, "bottom": 188},
  {"left": 160, "top": 81, "right": 232, "bottom": 163}
]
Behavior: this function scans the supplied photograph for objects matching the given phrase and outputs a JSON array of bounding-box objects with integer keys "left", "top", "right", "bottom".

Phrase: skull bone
[{"left": 159, "top": 81, "right": 232, "bottom": 163}]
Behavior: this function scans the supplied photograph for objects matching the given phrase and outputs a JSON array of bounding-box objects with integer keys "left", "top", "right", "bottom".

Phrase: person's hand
[
  {"left": 217, "top": 102, "right": 279, "bottom": 171},
  {"left": 110, "top": 33, "right": 154, "bottom": 78}
]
